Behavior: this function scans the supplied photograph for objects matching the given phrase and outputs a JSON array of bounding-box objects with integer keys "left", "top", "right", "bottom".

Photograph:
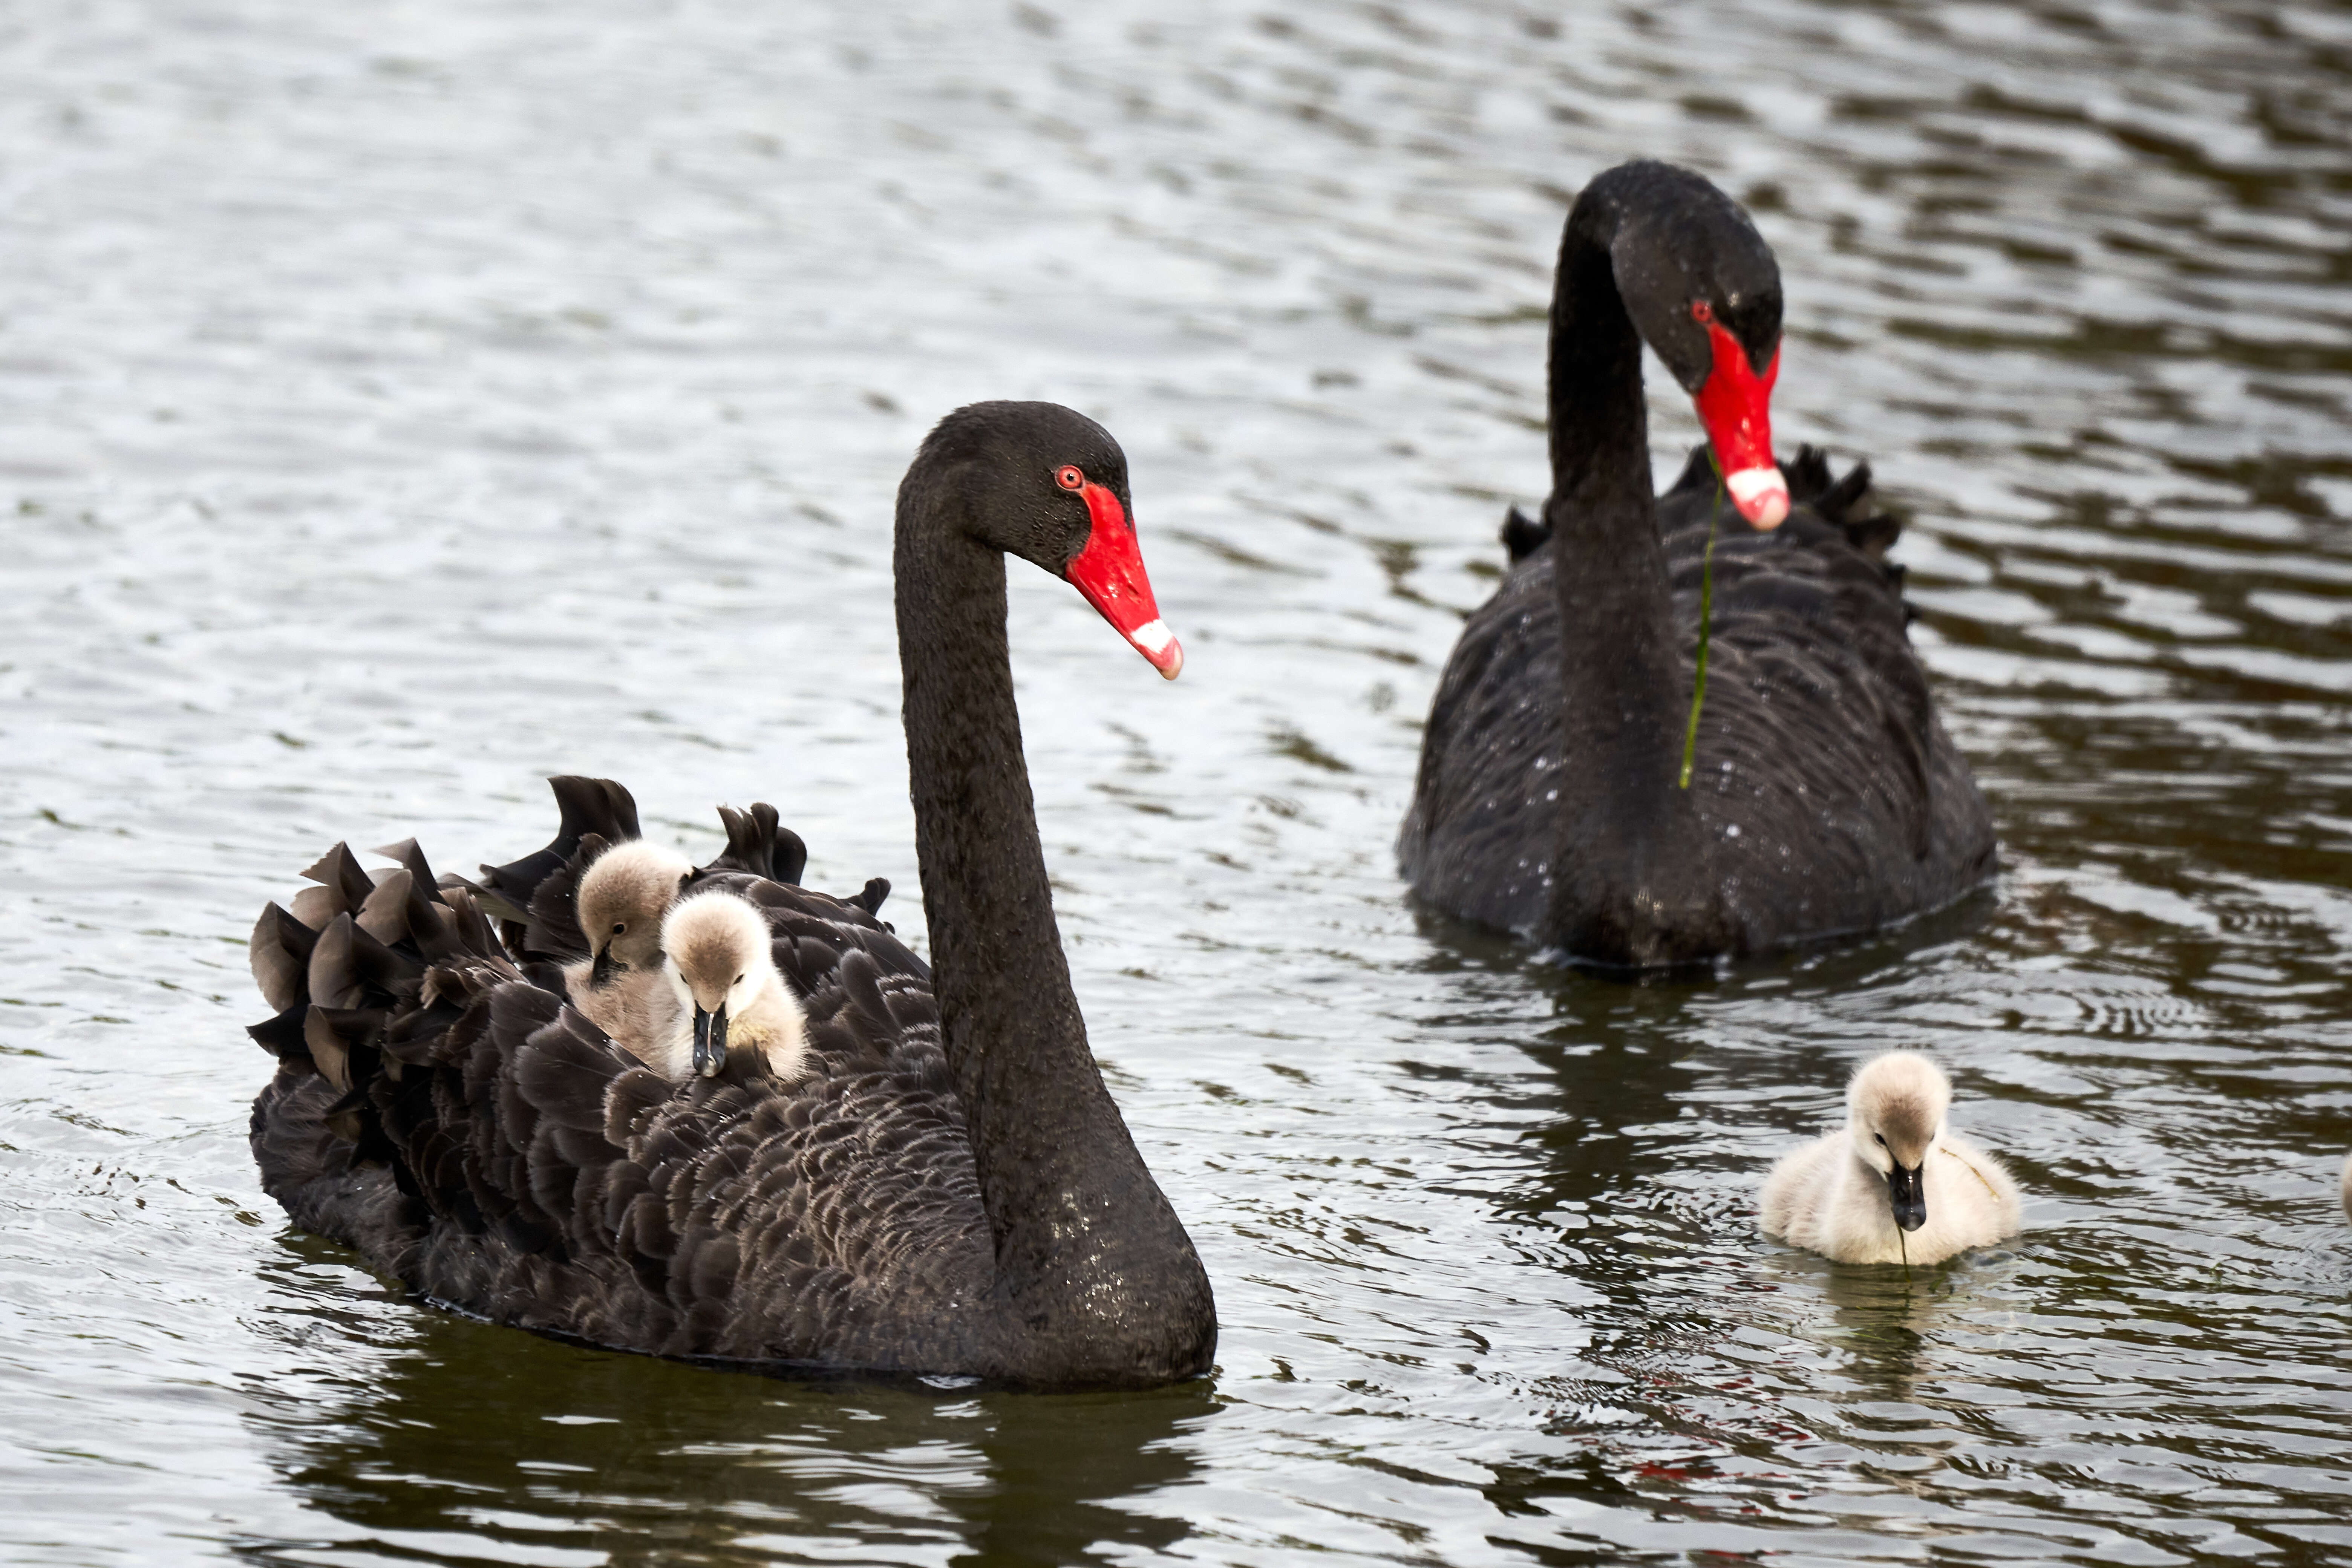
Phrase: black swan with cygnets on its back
[
  {"left": 1399, "top": 160, "right": 1996, "bottom": 966},
  {"left": 244, "top": 401, "right": 1215, "bottom": 1388}
]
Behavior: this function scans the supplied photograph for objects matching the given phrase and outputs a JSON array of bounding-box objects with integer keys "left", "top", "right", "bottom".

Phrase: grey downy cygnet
[
  {"left": 564, "top": 839, "right": 694, "bottom": 1076},
  {"left": 1760, "top": 1051, "right": 2020, "bottom": 1266}
]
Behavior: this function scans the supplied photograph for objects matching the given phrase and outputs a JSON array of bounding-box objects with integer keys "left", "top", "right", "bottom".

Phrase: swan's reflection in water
[
  {"left": 1761, "top": 1247, "right": 2017, "bottom": 1393},
  {"left": 245, "top": 1246, "right": 1215, "bottom": 1567}
]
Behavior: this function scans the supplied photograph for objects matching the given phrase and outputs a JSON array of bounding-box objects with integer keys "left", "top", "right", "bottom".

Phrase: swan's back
[
  {"left": 1400, "top": 446, "right": 1995, "bottom": 949},
  {"left": 247, "top": 834, "right": 1003, "bottom": 1372}
]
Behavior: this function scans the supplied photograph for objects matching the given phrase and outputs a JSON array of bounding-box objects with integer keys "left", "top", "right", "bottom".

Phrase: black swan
[
  {"left": 243, "top": 401, "right": 1216, "bottom": 1387},
  {"left": 1399, "top": 160, "right": 1996, "bottom": 965}
]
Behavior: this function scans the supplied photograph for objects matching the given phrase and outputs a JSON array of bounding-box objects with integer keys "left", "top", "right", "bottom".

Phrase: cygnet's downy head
[
  {"left": 1845, "top": 1052, "right": 1951, "bottom": 1234},
  {"left": 661, "top": 892, "right": 777, "bottom": 1078},
  {"left": 576, "top": 840, "right": 693, "bottom": 987}
]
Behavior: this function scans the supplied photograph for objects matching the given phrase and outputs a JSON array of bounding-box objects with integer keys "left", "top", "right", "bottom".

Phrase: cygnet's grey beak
[
  {"left": 691, "top": 1003, "right": 727, "bottom": 1078},
  {"left": 590, "top": 945, "right": 617, "bottom": 988},
  {"left": 1885, "top": 1162, "right": 1927, "bottom": 1232}
]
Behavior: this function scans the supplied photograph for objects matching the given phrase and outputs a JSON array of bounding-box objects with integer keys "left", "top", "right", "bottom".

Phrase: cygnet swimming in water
[
  {"left": 660, "top": 890, "right": 812, "bottom": 1083},
  {"left": 562, "top": 839, "right": 693, "bottom": 1072},
  {"left": 1760, "top": 1052, "right": 2020, "bottom": 1266}
]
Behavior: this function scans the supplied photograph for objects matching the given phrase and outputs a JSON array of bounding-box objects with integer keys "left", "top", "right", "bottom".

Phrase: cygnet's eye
[
  {"left": 613, "top": 922, "right": 626, "bottom": 935},
  {"left": 1873, "top": 1133, "right": 1886, "bottom": 1146},
  {"left": 1055, "top": 464, "right": 1085, "bottom": 491},
  {"left": 734, "top": 973, "right": 746, "bottom": 986}
]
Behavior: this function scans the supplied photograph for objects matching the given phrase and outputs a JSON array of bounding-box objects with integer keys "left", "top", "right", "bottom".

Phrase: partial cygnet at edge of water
[
  {"left": 2340, "top": 1151, "right": 2351, "bottom": 1225},
  {"left": 1760, "top": 1051, "right": 2021, "bottom": 1266},
  {"left": 562, "top": 839, "right": 694, "bottom": 1076},
  {"left": 661, "top": 890, "right": 812, "bottom": 1083}
]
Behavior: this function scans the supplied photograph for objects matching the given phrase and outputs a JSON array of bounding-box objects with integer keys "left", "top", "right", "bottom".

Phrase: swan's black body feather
[
  {"left": 471, "top": 775, "right": 640, "bottom": 928},
  {"left": 705, "top": 802, "right": 811, "bottom": 887},
  {"left": 1401, "top": 445, "right": 1995, "bottom": 949},
  {"left": 253, "top": 771, "right": 1202, "bottom": 1386},
  {"left": 245, "top": 820, "right": 1036, "bottom": 1376}
]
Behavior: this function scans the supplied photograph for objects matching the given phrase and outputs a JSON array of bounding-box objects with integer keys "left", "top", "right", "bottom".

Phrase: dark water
[{"left": 4, "top": 0, "right": 2350, "bottom": 1561}]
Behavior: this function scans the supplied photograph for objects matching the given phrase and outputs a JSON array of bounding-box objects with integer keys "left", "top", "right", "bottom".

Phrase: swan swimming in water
[
  {"left": 1397, "top": 160, "right": 1996, "bottom": 965},
  {"left": 1759, "top": 1052, "right": 2020, "bottom": 1265},
  {"left": 243, "top": 400, "right": 1215, "bottom": 1386}
]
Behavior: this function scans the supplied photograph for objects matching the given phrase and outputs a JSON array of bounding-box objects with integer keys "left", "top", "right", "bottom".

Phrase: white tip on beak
[
  {"left": 1726, "top": 467, "right": 1790, "bottom": 530},
  {"left": 1128, "top": 617, "right": 1183, "bottom": 679}
]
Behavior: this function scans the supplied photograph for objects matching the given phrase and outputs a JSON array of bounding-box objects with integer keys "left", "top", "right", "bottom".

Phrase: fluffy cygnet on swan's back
[
  {"left": 661, "top": 890, "right": 812, "bottom": 1083},
  {"left": 562, "top": 839, "right": 692, "bottom": 1073},
  {"left": 1760, "top": 1051, "right": 2020, "bottom": 1266}
]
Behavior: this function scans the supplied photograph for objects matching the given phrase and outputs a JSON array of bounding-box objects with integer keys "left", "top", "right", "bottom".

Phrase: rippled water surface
[{"left": 5, "top": 0, "right": 2352, "bottom": 1562}]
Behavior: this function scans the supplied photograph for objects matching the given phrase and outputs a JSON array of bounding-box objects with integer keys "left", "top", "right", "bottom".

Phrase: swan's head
[
  {"left": 1582, "top": 160, "right": 1788, "bottom": 529},
  {"left": 577, "top": 839, "right": 693, "bottom": 985},
  {"left": 661, "top": 891, "right": 776, "bottom": 1078},
  {"left": 1845, "top": 1052, "right": 1951, "bottom": 1233},
  {"left": 913, "top": 401, "right": 1182, "bottom": 679}
]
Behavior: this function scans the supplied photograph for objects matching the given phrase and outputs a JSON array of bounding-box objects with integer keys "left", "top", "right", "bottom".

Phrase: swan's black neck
[
  {"left": 894, "top": 466, "right": 1211, "bottom": 1382},
  {"left": 1539, "top": 183, "right": 1719, "bottom": 960}
]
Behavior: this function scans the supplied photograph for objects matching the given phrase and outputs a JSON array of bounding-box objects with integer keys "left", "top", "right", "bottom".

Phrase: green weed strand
[{"left": 1677, "top": 463, "right": 1727, "bottom": 790}]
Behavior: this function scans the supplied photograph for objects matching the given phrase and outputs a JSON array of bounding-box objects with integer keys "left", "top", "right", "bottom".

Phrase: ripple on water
[{"left": 1, "top": 0, "right": 2350, "bottom": 1562}]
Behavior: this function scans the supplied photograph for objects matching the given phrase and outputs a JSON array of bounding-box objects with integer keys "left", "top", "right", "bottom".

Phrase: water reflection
[
  {"left": 243, "top": 1246, "right": 1213, "bottom": 1566},
  {"left": 3, "top": 0, "right": 2352, "bottom": 1561},
  {"left": 1801, "top": 1250, "right": 2015, "bottom": 1397}
]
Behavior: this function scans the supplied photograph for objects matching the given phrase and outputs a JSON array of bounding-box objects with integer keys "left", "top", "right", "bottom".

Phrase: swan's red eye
[
  {"left": 1055, "top": 465, "right": 1086, "bottom": 491},
  {"left": 1690, "top": 300, "right": 1714, "bottom": 323}
]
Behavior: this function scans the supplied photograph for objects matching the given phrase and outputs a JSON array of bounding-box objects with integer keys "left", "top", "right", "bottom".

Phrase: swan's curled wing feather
[{"left": 249, "top": 815, "right": 991, "bottom": 1369}]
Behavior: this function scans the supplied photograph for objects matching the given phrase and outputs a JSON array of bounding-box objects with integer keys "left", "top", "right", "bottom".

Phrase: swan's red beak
[
  {"left": 1691, "top": 314, "right": 1788, "bottom": 530},
  {"left": 1065, "top": 482, "right": 1182, "bottom": 679}
]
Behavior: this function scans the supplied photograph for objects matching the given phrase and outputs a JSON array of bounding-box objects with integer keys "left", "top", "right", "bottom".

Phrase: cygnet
[
  {"left": 2340, "top": 1150, "right": 2350, "bottom": 1226},
  {"left": 660, "top": 891, "right": 812, "bottom": 1083},
  {"left": 1759, "top": 1051, "right": 2020, "bottom": 1266},
  {"left": 563, "top": 839, "right": 692, "bottom": 1073}
]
